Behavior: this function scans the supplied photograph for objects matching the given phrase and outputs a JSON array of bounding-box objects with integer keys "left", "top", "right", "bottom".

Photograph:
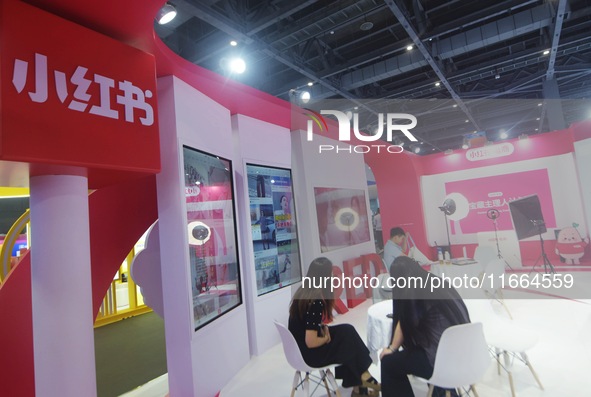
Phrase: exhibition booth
[{"left": 1, "top": 1, "right": 590, "bottom": 397}]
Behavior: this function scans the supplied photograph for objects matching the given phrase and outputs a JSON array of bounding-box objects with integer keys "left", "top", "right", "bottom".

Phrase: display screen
[
  {"left": 314, "top": 187, "right": 371, "bottom": 252},
  {"left": 183, "top": 146, "right": 241, "bottom": 331},
  {"left": 246, "top": 164, "right": 302, "bottom": 296}
]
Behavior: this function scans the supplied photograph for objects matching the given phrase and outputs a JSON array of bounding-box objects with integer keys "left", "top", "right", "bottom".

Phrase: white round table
[{"left": 366, "top": 299, "right": 394, "bottom": 363}]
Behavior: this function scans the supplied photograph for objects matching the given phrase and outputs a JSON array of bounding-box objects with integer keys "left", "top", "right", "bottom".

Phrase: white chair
[
  {"left": 372, "top": 272, "right": 392, "bottom": 303},
  {"left": 473, "top": 245, "right": 497, "bottom": 268},
  {"left": 274, "top": 321, "right": 342, "bottom": 397},
  {"left": 464, "top": 299, "right": 543, "bottom": 397},
  {"left": 426, "top": 322, "right": 491, "bottom": 397}
]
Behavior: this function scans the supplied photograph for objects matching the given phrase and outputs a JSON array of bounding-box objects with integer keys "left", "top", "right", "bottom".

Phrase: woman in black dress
[
  {"left": 380, "top": 256, "right": 470, "bottom": 397},
  {"left": 288, "top": 257, "right": 379, "bottom": 396}
]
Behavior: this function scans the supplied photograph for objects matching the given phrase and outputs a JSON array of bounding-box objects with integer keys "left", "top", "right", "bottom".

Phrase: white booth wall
[
  {"left": 574, "top": 138, "right": 591, "bottom": 239},
  {"left": 156, "top": 76, "right": 250, "bottom": 397},
  {"left": 290, "top": 130, "right": 375, "bottom": 277},
  {"left": 421, "top": 153, "right": 587, "bottom": 259},
  {"left": 232, "top": 114, "right": 293, "bottom": 356}
]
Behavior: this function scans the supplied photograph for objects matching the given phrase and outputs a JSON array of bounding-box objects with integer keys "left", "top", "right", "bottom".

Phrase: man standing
[
  {"left": 383, "top": 227, "right": 407, "bottom": 270},
  {"left": 373, "top": 208, "right": 383, "bottom": 252}
]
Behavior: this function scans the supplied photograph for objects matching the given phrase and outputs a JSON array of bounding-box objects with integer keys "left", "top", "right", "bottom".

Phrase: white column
[{"left": 30, "top": 175, "right": 96, "bottom": 397}]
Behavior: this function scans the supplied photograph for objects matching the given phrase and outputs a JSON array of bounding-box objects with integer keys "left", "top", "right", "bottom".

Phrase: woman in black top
[
  {"left": 380, "top": 256, "right": 470, "bottom": 397},
  {"left": 288, "top": 257, "right": 379, "bottom": 396}
]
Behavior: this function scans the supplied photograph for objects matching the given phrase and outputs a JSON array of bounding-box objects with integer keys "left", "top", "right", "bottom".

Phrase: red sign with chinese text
[{"left": 0, "top": 0, "right": 159, "bottom": 177}]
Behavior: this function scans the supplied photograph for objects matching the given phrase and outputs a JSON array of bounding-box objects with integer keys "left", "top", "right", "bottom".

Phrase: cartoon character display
[{"left": 555, "top": 226, "right": 588, "bottom": 264}]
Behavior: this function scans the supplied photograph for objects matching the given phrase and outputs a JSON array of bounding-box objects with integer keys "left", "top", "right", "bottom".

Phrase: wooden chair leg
[
  {"left": 502, "top": 351, "right": 516, "bottom": 397},
  {"left": 291, "top": 371, "right": 300, "bottom": 397},
  {"left": 521, "top": 352, "right": 544, "bottom": 390},
  {"left": 304, "top": 373, "right": 310, "bottom": 397},
  {"left": 326, "top": 369, "right": 342, "bottom": 397},
  {"left": 320, "top": 370, "right": 331, "bottom": 396},
  {"left": 427, "top": 384, "right": 435, "bottom": 397}
]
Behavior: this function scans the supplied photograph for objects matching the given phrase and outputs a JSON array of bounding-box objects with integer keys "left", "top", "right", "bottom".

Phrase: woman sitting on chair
[
  {"left": 380, "top": 256, "right": 470, "bottom": 397},
  {"left": 289, "top": 257, "right": 380, "bottom": 396}
]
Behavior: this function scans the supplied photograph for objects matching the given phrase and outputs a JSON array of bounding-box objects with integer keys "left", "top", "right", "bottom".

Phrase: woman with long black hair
[
  {"left": 380, "top": 256, "right": 470, "bottom": 397},
  {"left": 289, "top": 257, "right": 380, "bottom": 396}
]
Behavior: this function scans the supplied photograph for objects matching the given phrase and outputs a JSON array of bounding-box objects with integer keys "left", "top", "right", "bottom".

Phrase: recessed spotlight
[
  {"left": 452, "top": 104, "right": 458, "bottom": 108},
  {"left": 230, "top": 40, "right": 238, "bottom": 46},
  {"left": 406, "top": 45, "right": 413, "bottom": 51},
  {"left": 465, "top": 119, "right": 469, "bottom": 123},
  {"left": 435, "top": 82, "right": 441, "bottom": 87},
  {"left": 537, "top": 102, "right": 542, "bottom": 106},
  {"left": 354, "top": 106, "right": 359, "bottom": 110},
  {"left": 307, "top": 82, "right": 314, "bottom": 86},
  {"left": 156, "top": 3, "right": 177, "bottom": 25},
  {"left": 543, "top": 49, "right": 550, "bottom": 55},
  {"left": 536, "top": 117, "right": 540, "bottom": 121},
  {"left": 229, "top": 58, "right": 246, "bottom": 74},
  {"left": 330, "top": 30, "right": 335, "bottom": 35}
]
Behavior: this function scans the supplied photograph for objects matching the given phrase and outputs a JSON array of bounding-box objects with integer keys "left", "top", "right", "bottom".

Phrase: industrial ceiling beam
[{"left": 384, "top": 0, "right": 481, "bottom": 130}]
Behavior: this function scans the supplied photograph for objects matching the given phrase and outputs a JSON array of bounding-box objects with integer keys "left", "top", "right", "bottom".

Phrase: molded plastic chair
[
  {"left": 274, "top": 321, "right": 342, "bottom": 397},
  {"left": 473, "top": 245, "right": 497, "bottom": 268},
  {"left": 426, "top": 322, "right": 491, "bottom": 397},
  {"left": 464, "top": 299, "right": 543, "bottom": 397}
]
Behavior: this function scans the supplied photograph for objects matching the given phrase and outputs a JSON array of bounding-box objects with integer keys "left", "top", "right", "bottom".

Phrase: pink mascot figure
[{"left": 555, "top": 225, "right": 588, "bottom": 265}]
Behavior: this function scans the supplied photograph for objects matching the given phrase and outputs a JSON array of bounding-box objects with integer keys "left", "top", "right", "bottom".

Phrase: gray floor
[{"left": 94, "top": 312, "right": 167, "bottom": 397}]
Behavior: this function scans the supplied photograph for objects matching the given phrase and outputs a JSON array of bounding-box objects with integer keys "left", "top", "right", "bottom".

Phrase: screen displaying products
[
  {"left": 246, "top": 163, "right": 302, "bottom": 296},
  {"left": 183, "top": 146, "right": 241, "bottom": 331}
]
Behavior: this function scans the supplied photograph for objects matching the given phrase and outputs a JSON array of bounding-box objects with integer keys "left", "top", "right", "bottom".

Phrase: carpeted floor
[{"left": 94, "top": 312, "right": 167, "bottom": 397}]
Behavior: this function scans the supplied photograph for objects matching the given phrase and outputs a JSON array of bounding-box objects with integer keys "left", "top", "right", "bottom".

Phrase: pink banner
[{"left": 444, "top": 169, "right": 556, "bottom": 235}]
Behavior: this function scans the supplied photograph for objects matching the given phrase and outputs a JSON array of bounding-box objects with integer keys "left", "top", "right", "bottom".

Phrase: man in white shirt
[{"left": 383, "top": 227, "right": 407, "bottom": 270}]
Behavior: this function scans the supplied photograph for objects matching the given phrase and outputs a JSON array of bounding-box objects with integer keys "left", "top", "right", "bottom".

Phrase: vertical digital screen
[
  {"left": 246, "top": 164, "right": 302, "bottom": 296},
  {"left": 183, "top": 146, "right": 241, "bottom": 331}
]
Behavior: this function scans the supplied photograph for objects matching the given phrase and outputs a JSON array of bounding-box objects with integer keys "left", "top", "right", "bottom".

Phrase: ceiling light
[
  {"left": 537, "top": 102, "right": 542, "bottom": 106},
  {"left": 406, "top": 45, "right": 413, "bottom": 51},
  {"left": 230, "top": 40, "right": 238, "bottom": 46},
  {"left": 307, "top": 82, "right": 314, "bottom": 86},
  {"left": 543, "top": 49, "right": 550, "bottom": 55},
  {"left": 156, "top": 3, "right": 177, "bottom": 25},
  {"left": 289, "top": 88, "right": 312, "bottom": 105},
  {"left": 536, "top": 117, "right": 540, "bottom": 121},
  {"left": 229, "top": 58, "right": 246, "bottom": 74},
  {"left": 435, "top": 82, "right": 440, "bottom": 87},
  {"left": 465, "top": 119, "right": 469, "bottom": 123},
  {"left": 452, "top": 104, "right": 458, "bottom": 108},
  {"left": 360, "top": 21, "right": 374, "bottom": 31},
  {"left": 300, "top": 90, "right": 311, "bottom": 104}
]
